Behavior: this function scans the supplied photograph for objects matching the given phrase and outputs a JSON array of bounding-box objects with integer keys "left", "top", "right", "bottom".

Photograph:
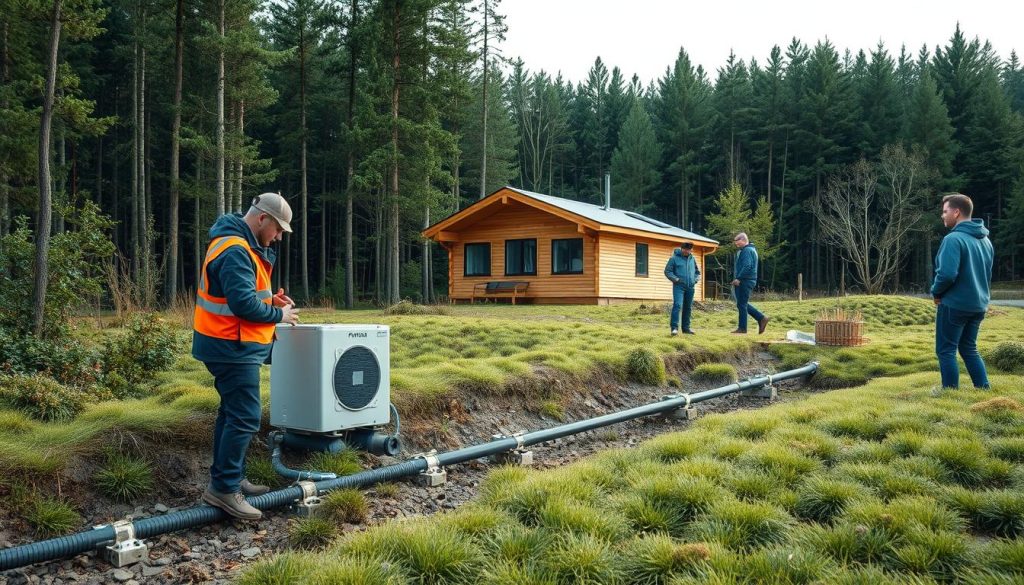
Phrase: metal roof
[{"left": 504, "top": 187, "right": 718, "bottom": 245}]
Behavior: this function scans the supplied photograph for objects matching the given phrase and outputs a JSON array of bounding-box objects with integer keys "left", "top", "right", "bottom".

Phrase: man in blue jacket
[
  {"left": 731, "top": 233, "right": 769, "bottom": 334},
  {"left": 664, "top": 241, "right": 700, "bottom": 335},
  {"left": 931, "top": 193, "right": 993, "bottom": 390},
  {"left": 193, "top": 193, "right": 300, "bottom": 520}
]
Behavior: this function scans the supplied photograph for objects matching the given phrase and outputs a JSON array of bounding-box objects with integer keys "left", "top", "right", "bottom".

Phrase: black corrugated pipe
[{"left": 0, "top": 362, "right": 816, "bottom": 571}]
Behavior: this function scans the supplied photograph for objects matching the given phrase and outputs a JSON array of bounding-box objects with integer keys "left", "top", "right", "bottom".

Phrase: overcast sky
[{"left": 501, "top": 0, "right": 1021, "bottom": 86}]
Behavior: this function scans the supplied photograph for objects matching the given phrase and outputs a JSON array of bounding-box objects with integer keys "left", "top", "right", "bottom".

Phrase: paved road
[{"left": 992, "top": 299, "right": 1024, "bottom": 308}]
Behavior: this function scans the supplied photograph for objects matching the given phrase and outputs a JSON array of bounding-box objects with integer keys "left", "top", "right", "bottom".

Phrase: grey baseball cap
[{"left": 252, "top": 192, "right": 293, "bottom": 232}]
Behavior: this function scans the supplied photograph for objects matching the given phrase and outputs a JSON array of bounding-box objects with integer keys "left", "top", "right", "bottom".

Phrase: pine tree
[
  {"left": 610, "top": 100, "right": 660, "bottom": 214},
  {"left": 655, "top": 48, "right": 713, "bottom": 230}
]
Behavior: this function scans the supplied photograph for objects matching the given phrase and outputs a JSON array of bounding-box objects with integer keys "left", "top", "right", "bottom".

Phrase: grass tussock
[
  {"left": 691, "top": 362, "right": 739, "bottom": 385},
  {"left": 25, "top": 497, "right": 81, "bottom": 537},
  {"left": 288, "top": 517, "right": 339, "bottom": 550},
  {"left": 94, "top": 450, "right": 154, "bottom": 502},
  {"left": 626, "top": 347, "right": 667, "bottom": 386},
  {"left": 381, "top": 300, "right": 452, "bottom": 316},
  {"left": 321, "top": 488, "right": 369, "bottom": 524},
  {"left": 304, "top": 449, "right": 363, "bottom": 477}
]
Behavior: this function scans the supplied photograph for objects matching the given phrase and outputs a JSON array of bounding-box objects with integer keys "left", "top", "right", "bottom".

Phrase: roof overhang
[{"left": 423, "top": 187, "right": 718, "bottom": 251}]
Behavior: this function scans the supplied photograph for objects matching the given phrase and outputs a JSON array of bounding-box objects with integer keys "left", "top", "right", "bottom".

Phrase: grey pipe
[{"left": 0, "top": 362, "right": 816, "bottom": 571}]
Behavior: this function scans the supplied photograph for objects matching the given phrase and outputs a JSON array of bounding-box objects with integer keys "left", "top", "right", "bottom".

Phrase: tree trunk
[
  {"left": 343, "top": 0, "right": 358, "bottom": 309},
  {"left": 320, "top": 163, "right": 326, "bottom": 294},
  {"left": 216, "top": 0, "right": 225, "bottom": 216},
  {"left": 389, "top": 3, "right": 401, "bottom": 304},
  {"left": 130, "top": 19, "right": 140, "bottom": 281},
  {"left": 300, "top": 35, "right": 309, "bottom": 301},
  {"left": 33, "top": 0, "right": 63, "bottom": 338},
  {"left": 374, "top": 190, "right": 382, "bottom": 303},
  {"left": 0, "top": 17, "right": 8, "bottom": 242},
  {"left": 422, "top": 206, "right": 430, "bottom": 303},
  {"left": 235, "top": 101, "right": 244, "bottom": 212},
  {"left": 194, "top": 156, "right": 202, "bottom": 290},
  {"left": 478, "top": 2, "right": 488, "bottom": 200},
  {"left": 168, "top": 0, "right": 183, "bottom": 301}
]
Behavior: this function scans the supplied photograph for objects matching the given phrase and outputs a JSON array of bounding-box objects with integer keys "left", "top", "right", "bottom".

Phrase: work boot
[
  {"left": 241, "top": 479, "right": 270, "bottom": 496},
  {"left": 758, "top": 316, "right": 771, "bottom": 335},
  {"left": 202, "top": 488, "right": 263, "bottom": 521}
]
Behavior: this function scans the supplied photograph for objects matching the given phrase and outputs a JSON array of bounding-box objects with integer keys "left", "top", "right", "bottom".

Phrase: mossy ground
[
  {"left": 3, "top": 296, "right": 1023, "bottom": 574},
  {"left": 239, "top": 371, "right": 1024, "bottom": 584}
]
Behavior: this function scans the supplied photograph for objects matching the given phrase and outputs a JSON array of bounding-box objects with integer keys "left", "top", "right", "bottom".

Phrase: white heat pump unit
[{"left": 270, "top": 324, "right": 390, "bottom": 433}]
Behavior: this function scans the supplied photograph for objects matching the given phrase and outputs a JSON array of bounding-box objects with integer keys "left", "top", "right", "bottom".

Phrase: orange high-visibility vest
[{"left": 193, "top": 236, "right": 275, "bottom": 344}]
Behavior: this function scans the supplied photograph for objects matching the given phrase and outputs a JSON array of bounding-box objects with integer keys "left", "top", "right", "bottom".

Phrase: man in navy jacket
[
  {"left": 664, "top": 241, "right": 700, "bottom": 335},
  {"left": 931, "top": 193, "right": 993, "bottom": 390},
  {"left": 730, "top": 233, "right": 769, "bottom": 334}
]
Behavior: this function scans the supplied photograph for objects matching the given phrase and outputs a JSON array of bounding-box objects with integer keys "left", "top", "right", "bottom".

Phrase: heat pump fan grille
[{"left": 333, "top": 346, "right": 380, "bottom": 410}]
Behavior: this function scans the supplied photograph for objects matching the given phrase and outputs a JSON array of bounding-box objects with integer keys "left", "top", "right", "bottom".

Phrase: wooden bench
[{"left": 472, "top": 281, "right": 530, "bottom": 304}]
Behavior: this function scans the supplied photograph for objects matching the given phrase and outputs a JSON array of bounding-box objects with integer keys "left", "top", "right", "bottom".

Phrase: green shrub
[
  {"left": 626, "top": 347, "right": 666, "bottom": 386},
  {"left": 740, "top": 546, "right": 835, "bottom": 584},
  {"left": 691, "top": 363, "right": 738, "bottom": 385},
  {"left": 0, "top": 373, "right": 86, "bottom": 422},
  {"left": 94, "top": 451, "right": 154, "bottom": 501},
  {"left": 0, "top": 204, "right": 115, "bottom": 339},
  {"left": 288, "top": 517, "right": 338, "bottom": 550},
  {"left": 307, "top": 556, "right": 406, "bottom": 585},
  {"left": 988, "top": 341, "right": 1024, "bottom": 373},
  {"left": 0, "top": 327, "right": 103, "bottom": 389},
  {"left": 321, "top": 488, "right": 369, "bottom": 524},
  {"left": 101, "top": 313, "right": 180, "bottom": 398},
  {"left": 25, "top": 497, "right": 81, "bottom": 537}
]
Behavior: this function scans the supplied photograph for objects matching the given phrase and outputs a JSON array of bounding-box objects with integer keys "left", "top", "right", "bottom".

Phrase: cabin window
[
  {"left": 464, "top": 243, "right": 491, "bottom": 276},
  {"left": 504, "top": 239, "right": 537, "bottom": 276},
  {"left": 552, "top": 238, "right": 584, "bottom": 275},
  {"left": 635, "top": 243, "right": 649, "bottom": 277}
]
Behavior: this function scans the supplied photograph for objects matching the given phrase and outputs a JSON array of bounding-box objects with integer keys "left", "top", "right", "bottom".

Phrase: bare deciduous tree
[{"left": 812, "top": 144, "right": 929, "bottom": 294}]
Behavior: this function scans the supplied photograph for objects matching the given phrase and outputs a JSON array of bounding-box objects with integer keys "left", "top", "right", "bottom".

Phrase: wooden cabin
[{"left": 422, "top": 187, "right": 719, "bottom": 304}]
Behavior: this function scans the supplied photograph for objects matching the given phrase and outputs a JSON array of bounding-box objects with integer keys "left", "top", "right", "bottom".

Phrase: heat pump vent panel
[{"left": 333, "top": 346, "right": 380, "bottom": 410}]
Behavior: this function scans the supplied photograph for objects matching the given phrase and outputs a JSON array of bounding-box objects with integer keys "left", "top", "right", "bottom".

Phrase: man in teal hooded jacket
[
  {"left": 930, "top": 193, "right": 993, "bottom": 390},
  {"left": 664, "top": 241, "right": 700, "bottom": 335}
]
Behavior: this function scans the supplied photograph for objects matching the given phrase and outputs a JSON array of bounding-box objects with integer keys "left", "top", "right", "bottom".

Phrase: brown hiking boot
[
  {"left": 241, "top": 479, "right": 270, "bottom": 496},
  {"left": 758, "top": 316, "right": 770, "bottom": 335},
  {"left": 203, "top": 488, "right": 262, "bottom": 521}
]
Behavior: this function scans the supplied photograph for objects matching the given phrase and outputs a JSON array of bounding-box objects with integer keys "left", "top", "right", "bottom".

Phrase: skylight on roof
[{"left": 624, "top": 211, "right": 674, "bottom": 229}]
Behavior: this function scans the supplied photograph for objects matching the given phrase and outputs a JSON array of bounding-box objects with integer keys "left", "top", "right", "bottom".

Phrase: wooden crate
[{"left": 814, "top": 319, "right": 866, "bottom": 346}]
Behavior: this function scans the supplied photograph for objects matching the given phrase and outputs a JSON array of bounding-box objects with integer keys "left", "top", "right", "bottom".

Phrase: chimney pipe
[{"left": 603, "top": 173, "right": 611, "bottom": 210}]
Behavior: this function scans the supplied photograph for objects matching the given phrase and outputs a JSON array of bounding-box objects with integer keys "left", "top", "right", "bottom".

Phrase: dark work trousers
[
  {"left": 205, "top": 362, "right": 262, "bottom": 494},
  {"left": 671, "top": 284, "right": 695, "bottom": 332},
  {"left": 935, "top": 304, "right": 990, "bottom": 389},
  {"left": 733, "top": 280, "right": 765, "bottom": 332}
]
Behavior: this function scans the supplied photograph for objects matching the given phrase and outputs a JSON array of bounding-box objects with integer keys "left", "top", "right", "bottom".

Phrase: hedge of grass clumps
[{"left": 625, "top": 347, "right": 666, "bottom": 386}]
